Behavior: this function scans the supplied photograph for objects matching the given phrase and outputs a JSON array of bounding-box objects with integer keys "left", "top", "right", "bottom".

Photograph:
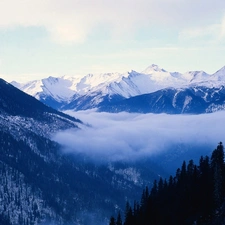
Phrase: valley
[
  {"left": 0, "top": 63, "right": 225, "bottom": 224},
  {"left": 1, "top": 0, "right": 225, "bottom": 223}
]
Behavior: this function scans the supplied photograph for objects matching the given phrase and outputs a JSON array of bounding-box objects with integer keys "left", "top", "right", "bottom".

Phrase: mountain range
[
  {"left": 0, "top": 65, "right": 221, "bottom": 224},
  {"left": 12, "top": 64, "right": 225, "bottom": 113}
]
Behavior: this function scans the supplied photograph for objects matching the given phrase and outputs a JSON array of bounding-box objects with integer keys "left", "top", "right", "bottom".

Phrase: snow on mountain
[
  {"left": 12, "top": 80, "right": 43, "bottom": 98},
  {"left": 138, "top": 64, "right": 185, "bottom": 91},
  {"left": 12, "top": 77, "right": 77, "bottom": 102},
  {"left": 211, "top": 66, "right": 225, "bottom": 81},
  {"left": 186, "top": 67, "right": 225, "bottom": 88},
  {"left": 1, "top": 78, "right": 173, "bottom": 225},
  {"left": 11, "top": 64, "right": 225, "bottom": 111},
  {"left": 182, "top": 71, "right": 209, "bottom": 83},
  {"left": 11, "top": 65, "right": 182, "bottom": 101}
]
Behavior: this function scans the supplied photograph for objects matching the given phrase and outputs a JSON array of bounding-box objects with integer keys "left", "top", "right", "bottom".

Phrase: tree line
[{"left": 110, "top": 142, "right": 225, "bottom": 225}]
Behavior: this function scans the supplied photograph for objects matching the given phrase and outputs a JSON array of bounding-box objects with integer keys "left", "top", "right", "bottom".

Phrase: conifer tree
[
  {"left": 211, "top": 142, "right": 224, "bottom": 208},
  {"left": 150, "top": 180, "right": 157, "bottom": 197},
  {"left": 124, "top": 202, "right": 133, "bottom": 225},
  {"left": 110, "top": 142, "right": 225, "bottom": 225},
  {"left": 109, "top": 216, "right": 116, "bottom": 225},
  {"left": 116, "top": 212, "right": 122, "bottom": 225}
]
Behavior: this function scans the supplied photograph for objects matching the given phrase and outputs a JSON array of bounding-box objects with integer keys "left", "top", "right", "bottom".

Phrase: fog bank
[{"left": 52, "top": 110, "right": 225, "bottom": 161}]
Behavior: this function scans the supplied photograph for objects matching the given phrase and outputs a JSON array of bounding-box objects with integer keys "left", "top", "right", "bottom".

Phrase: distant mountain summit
[
  {"left": 11, "top": 64, "right": 225, "bottom": 113},
  {"left": 0, "top": 79, "right": 79, "bottom": 121},
  {"left": 141, "top": 64, "right": 167, "bottom": 73}
]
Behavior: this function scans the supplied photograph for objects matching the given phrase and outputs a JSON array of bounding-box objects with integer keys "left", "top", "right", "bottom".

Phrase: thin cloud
[
  {"left": 52, "top": 110, "right": 225, "bottom": 162},
  {"left": 179, "top": 25, "right": 220, "bottom": 40},
  {"left": 219, "top": 15, "right": 225, "bottom": 40},
  {"left": 178, "top": 15, "right": 225, "bottom": 45},
  {"left": 0, "top": 0, "right": 225, "bottom": 43}
]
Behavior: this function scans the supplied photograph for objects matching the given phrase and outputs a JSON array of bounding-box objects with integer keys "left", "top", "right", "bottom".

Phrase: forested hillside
[
  {"left": 110, "top": 142, "right": 225, "bottom": 225},
  {"left": 0, "top": 78, "right": 163, "bottom": 224}
]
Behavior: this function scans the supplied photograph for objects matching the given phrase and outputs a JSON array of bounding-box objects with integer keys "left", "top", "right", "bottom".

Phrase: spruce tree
[
  {"left": 211, "top": 142, "right": 224, "bottom": 208},
  {"left": 124, "top": 202, "right": 133, "bottom": 225},
  {"left": 109, "top": 216, "right": 116, "bottom": 225},
  {"left": 116, "top": 212, "right": 122, "bottom": 225}
]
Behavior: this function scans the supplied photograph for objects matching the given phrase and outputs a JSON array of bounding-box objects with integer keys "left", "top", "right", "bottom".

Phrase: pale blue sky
[{"left": 0, "top": 0, "right": 225, "bottom": 82}]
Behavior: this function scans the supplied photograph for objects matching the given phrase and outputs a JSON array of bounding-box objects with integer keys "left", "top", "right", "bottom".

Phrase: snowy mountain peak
[
  {"left": 215, "top": 65, "right": 225, "bottom": 74},
  {"left": 46, "top": 76, "right": 58, "bottom": 83},
  {"left": 142, "top": 64, "right": 166, "bottom": 74},
  {"left": 212, "top": 66, "right": 225, "bottom": 81},
  {"left": 11, "top": 64, "right": 225, "bottom": 111},
  {"left": 182, "top": 71, "right": 209, "bottom": 83}
]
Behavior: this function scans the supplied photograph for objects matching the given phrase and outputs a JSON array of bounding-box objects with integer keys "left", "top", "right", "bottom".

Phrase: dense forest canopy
[{"left": 110, "top": 142, "right": 225, "bottom": 225}]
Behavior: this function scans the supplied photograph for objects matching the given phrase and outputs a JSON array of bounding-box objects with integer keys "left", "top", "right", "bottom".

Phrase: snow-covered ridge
[{"left": 11, "top": 64, "right": 225, "bottom": 109}]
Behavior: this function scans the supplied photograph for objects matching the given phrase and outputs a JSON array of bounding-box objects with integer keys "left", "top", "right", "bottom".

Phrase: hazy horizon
[{"left": 1, "top": 0, "right": 225, "bottom": 82}]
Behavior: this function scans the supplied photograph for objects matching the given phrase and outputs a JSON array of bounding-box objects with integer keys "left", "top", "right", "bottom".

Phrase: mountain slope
[
  {"left": 0, "top": 78, "right": 82, "bottom": 224},
  {"left": 0, "top": 78, "right": 81, "bottom": 123},
  {"left": 0, "top": 78, "right": 165, "bottom": 225},
  {"left": 11, "top": 64, "right": 225, "bottom": 113},
  {"left": 99, "top": 86, "right": 225, "bottom": 114}
]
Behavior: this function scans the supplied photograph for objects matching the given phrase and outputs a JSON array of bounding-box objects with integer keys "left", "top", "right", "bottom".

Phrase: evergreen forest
[{"left": 110, "top": 142, "right": 225, "bottom": 225}]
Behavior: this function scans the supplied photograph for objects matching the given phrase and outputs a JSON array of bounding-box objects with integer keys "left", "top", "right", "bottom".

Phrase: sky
[
  {"left": 0, "top": 0, "right": 225, "bottom": 82},
  {"left": 52, "top": 110, "right": 224, "bottom": 163}
]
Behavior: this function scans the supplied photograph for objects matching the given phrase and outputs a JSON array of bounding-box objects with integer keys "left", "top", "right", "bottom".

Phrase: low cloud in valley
[{"left": 52, "top": 110, "right": 225, "bottom": 161}]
